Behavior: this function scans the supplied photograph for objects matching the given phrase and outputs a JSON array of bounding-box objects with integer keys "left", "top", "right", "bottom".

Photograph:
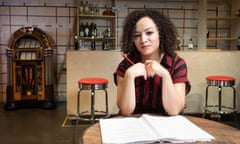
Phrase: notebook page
[
  {"left": 142, "top": 115, "right": 215, "bottom": 143},
  {"left": 100, "top": 117, "right": 159, "bottom": 144}
]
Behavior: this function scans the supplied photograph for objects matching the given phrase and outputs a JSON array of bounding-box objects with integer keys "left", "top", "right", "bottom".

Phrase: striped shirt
[{"left": 114, "top": 53, "right": 190, "bottom": 114}]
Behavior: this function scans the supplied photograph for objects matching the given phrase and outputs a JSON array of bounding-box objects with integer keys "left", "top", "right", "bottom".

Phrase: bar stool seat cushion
[
  {"left": 78, "top": 78, "right": 108, "bottom": 85},
  {"left": 206, "top": 75, "right": 235, "bottom": 87},
  {"left": 206, "top": 75, "right": 235, "bottom": 81}
]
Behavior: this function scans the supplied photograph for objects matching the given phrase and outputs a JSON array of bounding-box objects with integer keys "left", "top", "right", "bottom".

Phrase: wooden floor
[
  {"left": 0, "top": 102, "right": 90, "bottom": 144},
  {"left": 0, "top": 102, "right": 239, "bottom": 144}
]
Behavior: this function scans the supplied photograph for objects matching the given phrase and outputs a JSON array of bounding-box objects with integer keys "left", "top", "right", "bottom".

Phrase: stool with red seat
[
  {"left": 77, "top": 77, "right": 110, "bottom": 122},
  {"left": 203, "top": 75, "right": 238, "bottom": 123}
]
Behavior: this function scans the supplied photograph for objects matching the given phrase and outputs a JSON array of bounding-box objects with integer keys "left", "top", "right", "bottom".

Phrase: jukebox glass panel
[{"left": 21, "top": 65, "right": 36, "bottom": 98}]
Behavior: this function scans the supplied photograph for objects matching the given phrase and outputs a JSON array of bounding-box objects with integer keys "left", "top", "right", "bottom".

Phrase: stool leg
[
  {"left": 90, "top": 89, "right": 95, "bottom": 123},
  {"left": 232, "top": 86, "right": 236, "bottom": 110},
  {"left": 77, "top": 89, "right": 81, "bottom": 115},
  {"left": 205, "top": 85, "right": 210, "bottom": 108},
  {"left": 218, "top": 86, "right": 222, "bottom": 112},
  {"left": 104, "top": 89, "right": 109, "bottom": 116},
  {"left": 231, "top": 87, "right": 239, "bottom": 128},
  {"left": 203, "top": 85, "right": 210, "bottom": 118}
]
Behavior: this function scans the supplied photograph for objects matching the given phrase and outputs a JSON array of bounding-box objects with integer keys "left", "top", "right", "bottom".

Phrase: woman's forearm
[
  {"left": 117, "top": 74, "right": 136, "bottom": 116},
  {"left": 161, "top": 72, "right": 185, "bottom": 115}
]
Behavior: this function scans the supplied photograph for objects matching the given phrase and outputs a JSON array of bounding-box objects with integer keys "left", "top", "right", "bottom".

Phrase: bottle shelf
[
  {"left": 207, "top": 17, "right": 240, "bottom": 20},
  {"left": 75, "top": 0, "right": 117, "bottom": 50},
  {"left": 207, "top": 37, "right": 237, "bottom": 41},
  {"left": 78, "top": 37, "right": 115, "bottom": 40},
  {"left": 78, "top": 14, "right": 115, "bottom": 19}
]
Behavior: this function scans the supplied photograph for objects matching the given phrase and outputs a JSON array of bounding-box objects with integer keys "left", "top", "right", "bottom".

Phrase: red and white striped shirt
[{"left": 114, "top": 53, "right": 191, "bottom": 114}]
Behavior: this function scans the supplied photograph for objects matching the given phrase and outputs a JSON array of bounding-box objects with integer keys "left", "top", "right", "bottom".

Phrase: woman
[{"left": 114, "top": 9, "right": 191, "bottom": 116}]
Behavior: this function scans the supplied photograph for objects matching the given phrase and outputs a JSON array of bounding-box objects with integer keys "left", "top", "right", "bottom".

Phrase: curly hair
[{"left": 121, "top": 9, "right": 178, "bottom": 59}]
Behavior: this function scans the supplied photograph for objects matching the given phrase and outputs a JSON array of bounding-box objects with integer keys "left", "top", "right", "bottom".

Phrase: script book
[{"left": 99, "top": 114, "right": 214, "bottom": 144}]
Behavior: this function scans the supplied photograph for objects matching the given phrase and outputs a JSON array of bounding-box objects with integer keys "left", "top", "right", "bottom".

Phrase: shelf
[
  {"left": 78, "top": 37, "right": 115, "bottom": 40},
  {"left": 78, "top": 14, "right": 115, "bottom": 19},
  {"left": 207, "top": 17, "right": 240, "bottom": 20},
  {"left": 207, "top": 37, "right": 237, "bottom": 41},
  {"left": 75, "top": 0, "right": 117, "bottom": 50}
]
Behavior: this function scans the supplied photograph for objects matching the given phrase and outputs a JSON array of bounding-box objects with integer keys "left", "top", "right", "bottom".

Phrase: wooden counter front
[{"left": 67, "top": 51, "right": 240, "bottom": 115}]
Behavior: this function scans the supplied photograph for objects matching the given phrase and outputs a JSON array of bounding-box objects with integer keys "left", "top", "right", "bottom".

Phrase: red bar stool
[
  {"left": 77, "top": 77, "right": 110, "bottom": 122},
  {"left": 203, "top": 75, "right": 238, "bottom": 123}
]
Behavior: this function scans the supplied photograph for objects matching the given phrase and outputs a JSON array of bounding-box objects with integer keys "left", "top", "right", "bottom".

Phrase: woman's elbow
[
  {"left": 118, "top": 106, "right": 134, "bottom": 116},
  {"left": 166, "top": 107, "right": 184, "bottom": 116}
]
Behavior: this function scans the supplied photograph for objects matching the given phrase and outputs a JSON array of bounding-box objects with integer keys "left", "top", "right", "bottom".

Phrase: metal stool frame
[
  {"left": 77, "top": 82, "right": 109, "bottom": 123},
  {"left": 205, "top": 84, "right": 236, "bottom": 114},
  {"left": 203, "top": 76, "right": 238, "bottom": 127}
]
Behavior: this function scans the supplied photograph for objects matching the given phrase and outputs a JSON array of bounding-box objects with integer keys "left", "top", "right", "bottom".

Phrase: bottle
[
  {"left": 102, "top": 37, "right": 110, "bottom": 50},
  {"left": 176, "top": 37, "right": 181, "bottom": 51},
  {"left": 84, "top": 1, "right": 89, "bottom": 14},
  {"left": 74, "top": 35, "right": 79, "bottom": 50},
  {"left": 188, "top": 38, "right": 194, "bottom": 49},
  {"left": 107, "top": 28, "right": 111, "bottom": 37},
  {"left": 102, "top": 37, "right": 106, "bottom": 50},
  {"left": 91, "top": 37, "right": 96, "bottom": 50},
  {"left": 237, "top": 36, "right": 240, "bottom": 50},
  {"left": 79, "top": 1, "right": 84, "bottom": 14},
  {"left": 206, "top": 30, "right": 209, "bottom": 38},
  {"left": 94, "top": 23, "right": 97, "bottom": 37},
  {"left": 84, "top": 22, "right": 89, "bottom": 37},
  {"left": 79, "top": 22, "right": 84, "bottom": 37},
  {"left": 90, "top": 22, "right": 95, "bottom": 37}
]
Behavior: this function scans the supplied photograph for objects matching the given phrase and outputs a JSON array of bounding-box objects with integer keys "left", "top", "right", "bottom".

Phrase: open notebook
[{"left": 100, "top": 114, "right": 214, "bottom": 144}]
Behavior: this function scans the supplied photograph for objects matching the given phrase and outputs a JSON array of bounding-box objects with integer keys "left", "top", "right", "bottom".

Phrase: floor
[
  {"left": 0, "top": 102, "right": 239, "bottom": 144},
  {"left": 0, "top": 102, "right": 90, "bottom": 144}
]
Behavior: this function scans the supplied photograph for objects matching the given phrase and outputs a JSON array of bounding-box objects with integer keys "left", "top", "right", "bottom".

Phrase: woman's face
[{"left": 133, "top": 17, "right": 160, "bottom": 58}]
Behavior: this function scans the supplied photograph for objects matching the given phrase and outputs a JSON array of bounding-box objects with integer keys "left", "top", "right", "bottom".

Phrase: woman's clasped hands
[{"left": 127, "top": 60, "right": 166, "bottom": 80}]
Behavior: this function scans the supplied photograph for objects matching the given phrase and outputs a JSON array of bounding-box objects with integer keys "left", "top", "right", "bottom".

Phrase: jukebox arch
[{"left": 6, "top": 26, "right": 56, "bottom": 109}]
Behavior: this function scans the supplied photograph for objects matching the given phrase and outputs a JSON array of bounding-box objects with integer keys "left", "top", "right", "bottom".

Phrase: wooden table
[{"left": 81, "top": 116, "right": 240, "bottom": 144}]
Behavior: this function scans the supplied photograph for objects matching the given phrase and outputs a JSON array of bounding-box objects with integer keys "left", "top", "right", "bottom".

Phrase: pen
[{"left": 122, "top": 54, "right": 135, "bottom": 65}]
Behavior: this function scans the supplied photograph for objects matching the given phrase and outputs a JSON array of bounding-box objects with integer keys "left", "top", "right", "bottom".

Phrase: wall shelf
[
  {"left": 207, "top": 37, "right": 237, "bottom": 41},
  {"left": 207, "top": 17, "right": 240, "bottom": 20},
  {"left": 75, "top": 0, "right": 117, "bottom": 50},
  {"left": 78, "top": 14, "right": 115, "bottom": 19}
]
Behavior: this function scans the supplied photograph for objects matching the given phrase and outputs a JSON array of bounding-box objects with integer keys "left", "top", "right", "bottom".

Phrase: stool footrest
[
  {"left": 205, "top": 106, "right": 236, "bottom": 114},
  {"left": 77, "top": 111, "right": 110, "bottom": 122}
]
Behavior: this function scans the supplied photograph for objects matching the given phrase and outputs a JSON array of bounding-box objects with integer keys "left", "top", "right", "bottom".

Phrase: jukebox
[{"left": 5, "top": 26, "right": 56, "bottom": 109}]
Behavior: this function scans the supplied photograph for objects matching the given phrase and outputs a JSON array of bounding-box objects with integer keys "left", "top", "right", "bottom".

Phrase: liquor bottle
[
  {"left": 237, "top": 36, "right": 240, "bottom": 50},
  {"left": 206, "top": 30, "right": 209, "bottom": 38},
  {"left": 79, "top": 1, "right": 84, "bottom": 14},
  {"left": 84, "top": 1, "right": 89, "bottom": 14},
  {"left": 102, "top": 37, "right": 106, "bottom": 50},
  {"left": 94, "top": 23, "right": 97, "bottom": 37},
  {"left": 102, "top": 37, "right": 110, "bottom": 50},
  {"left": 106, "top": 27, "right": 111, "bottom": 37},
  {"left": 188, "top": 38, "right": 194, "bottom": 49},
  {"left": 90, "top": 22, "right": 95, "bottom": 37},
  {"left": 91, "top": 37, "right": 96, "bottom": 50},
  {"left": 79, "top": 22, "right": 84, "bottom": 37},
  {"left": 176, "top": 37, "right": 181, "bottom": 51},
  {"left": 74, "top": 35, "right": 79, "bottom": 50},
  {"left": 84, "top": 22, "right": 89, "bottom": 37}
]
